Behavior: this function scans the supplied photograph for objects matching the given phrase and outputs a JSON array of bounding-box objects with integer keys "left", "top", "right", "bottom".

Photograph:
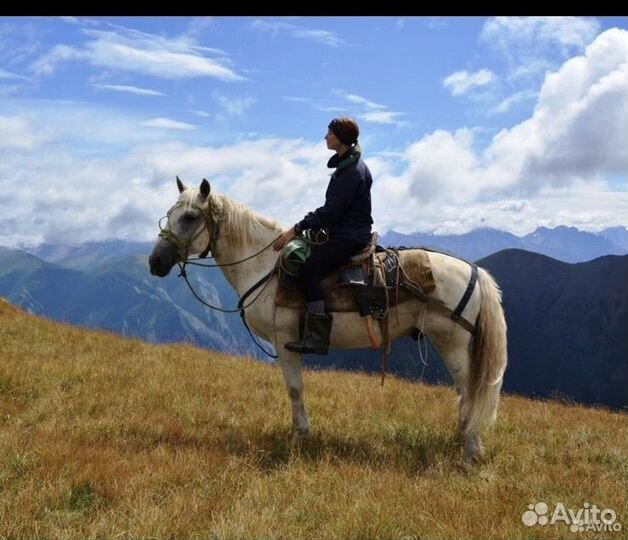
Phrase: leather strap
[
  {"left": 400, "top": 279, "right": 477, "bottom": 335},
  {"left": 451, "top": 263, "right": 478, "bottom": 322}
]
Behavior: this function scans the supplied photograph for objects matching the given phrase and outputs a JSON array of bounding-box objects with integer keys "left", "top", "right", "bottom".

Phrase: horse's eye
[{"left": 182, "top": 212, "right": 198, "bottom": 222}]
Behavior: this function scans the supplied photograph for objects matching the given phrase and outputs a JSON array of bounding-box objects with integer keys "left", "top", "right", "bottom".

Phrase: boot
[{"left": 285, "top": 312, "right": 333, "bottom": 355}]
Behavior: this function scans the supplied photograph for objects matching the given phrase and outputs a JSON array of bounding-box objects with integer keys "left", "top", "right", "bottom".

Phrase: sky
[{"left": 0, "top": 16, "right": 627, "bottom": 247}]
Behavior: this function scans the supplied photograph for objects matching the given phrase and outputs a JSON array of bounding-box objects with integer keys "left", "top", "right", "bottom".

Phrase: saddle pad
[{"left": 275, "top": 248, "right": 436, "bottom": 312}]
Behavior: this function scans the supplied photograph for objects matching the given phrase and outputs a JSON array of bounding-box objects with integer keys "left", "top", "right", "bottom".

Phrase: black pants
[{"left": 299, "top": 236, "right": 367, "bottom": 303}]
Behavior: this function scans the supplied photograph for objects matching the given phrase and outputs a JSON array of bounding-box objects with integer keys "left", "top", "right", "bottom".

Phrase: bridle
[
  {"left": 157, "top": 197, "right": 282, "bottom": 358},
  {"left": 158, "top": 199, "right": 216, "bottom": 261}
]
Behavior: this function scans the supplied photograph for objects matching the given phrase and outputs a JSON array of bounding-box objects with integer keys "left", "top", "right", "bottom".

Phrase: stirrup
[{"left": 285, "top": 312, "right": 332, "bottom": 355}]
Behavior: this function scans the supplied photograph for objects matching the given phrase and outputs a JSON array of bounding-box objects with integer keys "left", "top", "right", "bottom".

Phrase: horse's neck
[{"left": 211, "top": 207, "right": 280, "bottom": 297}]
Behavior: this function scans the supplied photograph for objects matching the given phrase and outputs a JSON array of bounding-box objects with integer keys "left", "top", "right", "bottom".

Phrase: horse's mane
[{"left": 211, "top": 194, "right": 283, "bottom": 249}]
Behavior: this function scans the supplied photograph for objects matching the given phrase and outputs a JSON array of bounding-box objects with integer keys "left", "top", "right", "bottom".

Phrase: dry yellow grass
[{"left": 0, "top": 298, "right": 626, "bottom": 539}]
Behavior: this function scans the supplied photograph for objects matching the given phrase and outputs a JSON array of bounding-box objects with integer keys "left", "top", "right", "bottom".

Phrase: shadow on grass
[
  {"left": 220, "top": 424, "right": 462, "bottom": 474},
  {"left": 114, "top": 419, "right": 464, "bottom": 475}
]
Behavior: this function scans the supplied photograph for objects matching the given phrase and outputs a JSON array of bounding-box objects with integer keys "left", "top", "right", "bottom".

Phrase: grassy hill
[{"left": 0, "top": 299, "right": 626, "bottom": 539}]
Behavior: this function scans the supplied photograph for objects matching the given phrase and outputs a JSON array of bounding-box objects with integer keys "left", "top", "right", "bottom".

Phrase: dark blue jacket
[{"left": 298, "top": 148, "right": 373, "bottom": 245}]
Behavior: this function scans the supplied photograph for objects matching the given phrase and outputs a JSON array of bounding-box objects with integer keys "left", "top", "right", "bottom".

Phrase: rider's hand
[{"left": 273, "top": 227, "right": 297, "bottom": 251}]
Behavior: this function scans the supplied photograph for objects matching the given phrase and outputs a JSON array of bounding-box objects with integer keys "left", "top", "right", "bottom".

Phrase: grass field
[{"left": 0, "top": 298, "right": 626, "bottom": 539}]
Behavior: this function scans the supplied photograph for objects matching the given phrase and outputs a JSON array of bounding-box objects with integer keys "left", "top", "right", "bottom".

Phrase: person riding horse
[
  {"left": 150, "top": 172, "right": 507, "bottom": 465},
  {"left": 273, "top": 117, "right": 374, "bottom": 355}
]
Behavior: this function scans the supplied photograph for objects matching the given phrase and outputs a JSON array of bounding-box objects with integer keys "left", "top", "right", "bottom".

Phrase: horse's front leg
[{"left": 276, "top": 348, "right": 310, "bottom": 441}]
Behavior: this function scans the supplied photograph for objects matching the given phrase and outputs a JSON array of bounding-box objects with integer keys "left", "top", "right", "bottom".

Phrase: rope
[
  {"left": 177, "top": 261, "right": 279, "bottom": 359},
  {"left": 417, "top": 304, "right": 429, "bottom": 380},
  {"left": 184, "top": 235, "right": 283, "bottom": 268}
]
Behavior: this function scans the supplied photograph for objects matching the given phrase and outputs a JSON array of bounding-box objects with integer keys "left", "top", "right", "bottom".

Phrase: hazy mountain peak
[
  {"left": 598, "top": 226, "right": 628, "bottom": 250},
  {"left": 381, "top": 225, "right": 626, "bottom": 263}
]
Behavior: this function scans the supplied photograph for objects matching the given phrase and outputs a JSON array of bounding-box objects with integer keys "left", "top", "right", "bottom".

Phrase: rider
[{"left": 273, "top": 117, "right": 374, "bottom": 354}]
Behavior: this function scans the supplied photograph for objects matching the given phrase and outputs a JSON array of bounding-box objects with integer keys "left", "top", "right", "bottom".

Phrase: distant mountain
[
  {"left": 478, "top": 249, "right": 628, "bottom": 410},
  {"left": 521, "top": 226, "right": 625, "bottom": 263},
  {"left": 598, "top": 226, "right": 628, "bottom": 251},
  {"left": 381, "top": 228, "right": 523, "bottom": 262},
  {"left": 380, "top": 225, "right": 628, "bottom": 263},
  {"left": 0, "top": 247, "right": 258, "bottom": 358},
  {"left": 25, "top": 240, "right": 154, "bottom": 269},
  {"left": 0, "top": 246, "right": 55, "bottom": 275}
]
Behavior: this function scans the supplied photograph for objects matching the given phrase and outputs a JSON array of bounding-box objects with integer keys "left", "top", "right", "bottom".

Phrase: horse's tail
[{"left": 464, "top": 267, "right": 508, "bottom": 437}]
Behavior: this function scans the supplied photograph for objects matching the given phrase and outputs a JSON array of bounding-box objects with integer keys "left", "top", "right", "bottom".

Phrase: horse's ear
[
  {"left": 176, "top": 176, "right": 186, "bottom": 193},
  {"left": 200, "top": 178, "right": 211, "bottom": 199}
]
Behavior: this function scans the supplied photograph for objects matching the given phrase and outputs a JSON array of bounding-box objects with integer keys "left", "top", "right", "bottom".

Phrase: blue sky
[{"left": 0, "top": 16, "right": 627, "bottom": 246}]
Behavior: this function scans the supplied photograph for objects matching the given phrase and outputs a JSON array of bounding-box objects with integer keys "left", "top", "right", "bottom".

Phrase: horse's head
[{"left": 149, "top": 176, "right": 213, "bottom": 277}]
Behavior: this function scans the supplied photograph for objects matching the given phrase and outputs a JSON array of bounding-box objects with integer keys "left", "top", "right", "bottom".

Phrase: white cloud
[
  {"left": 2, "top": 99, "right": 185, "bottom": 149},
  {"left": 401, "top": 129, "right": 479, "bottom": 201},
  {"left": 93, "top": 83, "right": 165, "bottom": 96},
  {"left": 361, "top": 110, "right": 407, "bottom": 125},
  {"left": 0, "top": 68, "right": 27, "bottom": 80},
  {"left": 0, "top": 129, "right": 334, "bottom": 246},
  {"left": 140, "top": 117, "right": 197, "bottom": 130},
  {"left": 481, "top": 16, "right": 601, "bottom": 55},
  {"left": 480, "top": 17, "right": 601, "bottom": 82},
  {"left": 403, "top": 182, "right": 628, "bottom": 236},
  {"left": 489, "top": 89, "right": 537, "bottom": 114},
  {"left": 141, "top": 138, "right": 331, "bottom": 227},
  {"left": 190, "top": 109, "right": 211, "bottom": 118},
  {"left": 0, "top": 115, "right": 44, "bottom": 149},
  {"left": 30, "top": 27, "right": 244, "bottom": 81},
  {"left": 292, "top": 28, "right": 345, "bottom": 47},
  {"left": 0, "top": 147, "right": 164, "bottom": 246},
  {"left": 344, "top": 94, "right": 386, "bottom": 110},
  {"left": 443, "top": 68, "right": 496, "bottom": 96},
  {"left": 484, "top": 28, "right": 628, "bottom": 190},
  {"left": 59, "top": 16, "right": 81, "bottom": 25},
  {"left": 0, "top": 21, "right": 43, "bottom": 67},
  {"left": 216, "top": 95, "right": 256, "bottom": 117},
  {"left": 336, "top": 91, "right": 407, "bottom": 127},
  {"left": 251, "top": 20, "right": 346, "bottom": 47},
  {"left": 425, "top": 17, "right": 448, "bottom": 30},
  {"left": 184, "top": 17, "right": 214, "bottom": 39}
]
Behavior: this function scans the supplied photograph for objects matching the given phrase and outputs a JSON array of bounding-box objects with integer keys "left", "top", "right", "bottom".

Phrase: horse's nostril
[{"left": 149, "top": 254, "right": 160, "bottom": 273}]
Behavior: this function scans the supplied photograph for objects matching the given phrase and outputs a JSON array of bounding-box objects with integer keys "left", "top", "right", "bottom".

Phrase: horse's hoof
[
  {"left": 463, "top": 448, "right": 486, "bottom": 467},
  {"left": 291, "top": 428, "right": 309, "bottom": 445}
]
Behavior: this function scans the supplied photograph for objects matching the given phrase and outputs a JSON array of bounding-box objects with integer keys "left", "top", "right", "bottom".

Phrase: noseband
[{"left": 158, "top": 199, "right": 218, "bottom": 260}]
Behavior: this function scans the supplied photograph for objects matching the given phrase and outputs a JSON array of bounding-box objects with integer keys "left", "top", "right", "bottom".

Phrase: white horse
[{"left": 149, "top": 178, "right": 508, "bottom": 464}]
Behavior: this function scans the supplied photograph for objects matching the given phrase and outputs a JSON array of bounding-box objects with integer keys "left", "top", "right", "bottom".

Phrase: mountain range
[
  {"left": 1, "top": 225, "right": 626, "bottom": 409},
  {"left": 380, "top": 225, "right": 628, "bottom": 263},
  {"left": 0, "top": 246, "right": 256, "bottom": 358}
]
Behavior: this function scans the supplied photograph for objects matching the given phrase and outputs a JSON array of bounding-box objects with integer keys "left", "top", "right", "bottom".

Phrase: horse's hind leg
[
  {"left": 277, "top": 348, "right": 310, "bottom": 441},
  {"left": 427, "top": 327, "right": 485, "bottom": 464}
]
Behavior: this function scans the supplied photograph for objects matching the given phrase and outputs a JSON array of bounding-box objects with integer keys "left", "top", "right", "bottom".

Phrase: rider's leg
[{"left": 285, "top": 236, "right": 366, "bottom": 355}]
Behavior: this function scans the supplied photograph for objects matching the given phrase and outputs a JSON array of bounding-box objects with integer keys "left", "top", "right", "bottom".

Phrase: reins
[{"left": 159, "top": 199, "right": 282, "bottom": 358}]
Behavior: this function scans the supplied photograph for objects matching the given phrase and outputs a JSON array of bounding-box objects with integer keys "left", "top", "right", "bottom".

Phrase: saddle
[
  {"left": 276, "top": 234, "right": 438, "bottom": 383},
  {"left": 275, "top": 233, "right": 436, "bottom": 315}
]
